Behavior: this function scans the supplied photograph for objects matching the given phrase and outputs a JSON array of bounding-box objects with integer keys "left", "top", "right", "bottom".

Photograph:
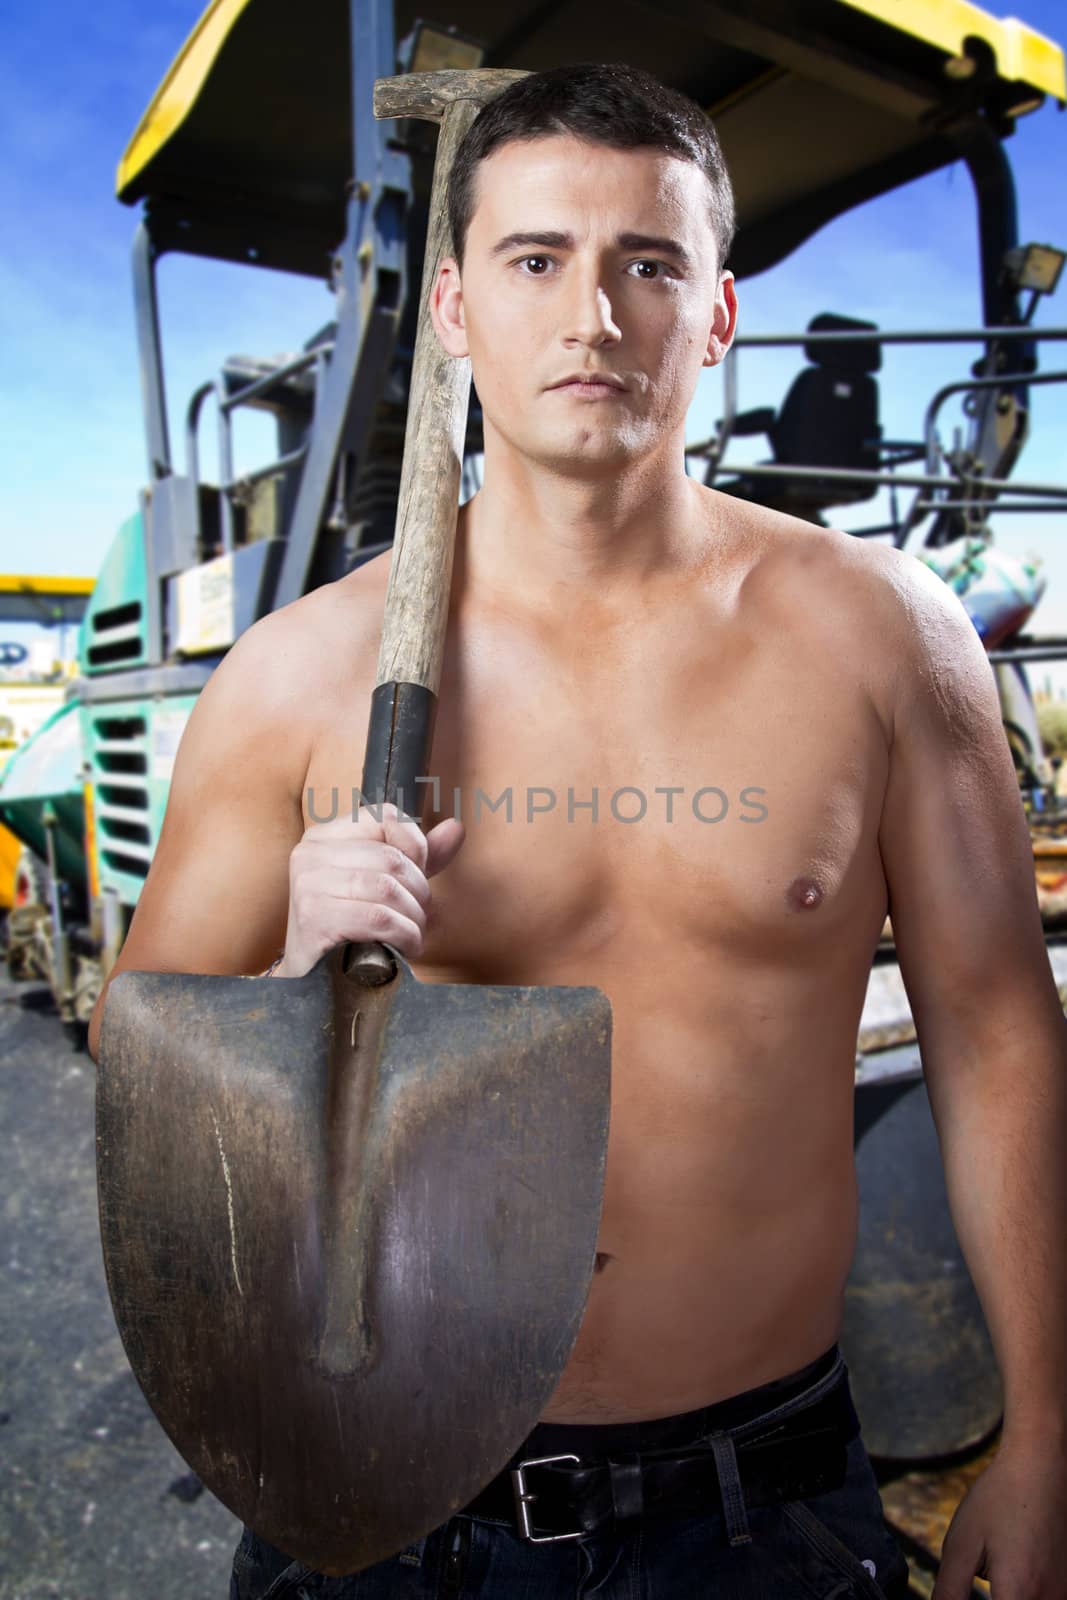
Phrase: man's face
[{"left": 432, "top": 134, "right": 737, "bottom": 477}]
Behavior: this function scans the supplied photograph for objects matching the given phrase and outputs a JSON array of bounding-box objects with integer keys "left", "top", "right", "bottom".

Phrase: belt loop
[
  {"left": 608, "top": 1453, "right": 645, "bottom": 1524},
  {"left": 708, "top": 1430, "right": 753, "bottom": 1546}
]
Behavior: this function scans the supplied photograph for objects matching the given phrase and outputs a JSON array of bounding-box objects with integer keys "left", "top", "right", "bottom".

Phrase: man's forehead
[
  {"left": 468, "top": 134, "right": 708, "bottom": 234},
  {"left": 474, "top": 133, "right": 699, "bottom": 191}
]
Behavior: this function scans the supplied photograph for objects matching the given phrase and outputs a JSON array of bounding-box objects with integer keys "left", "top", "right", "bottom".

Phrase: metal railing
[
  {"left": 184, "top": 342, "right": 334, "bottom": 556},
  {"left": 689, "top": 324, "right": 1067, "bottom": 676}
]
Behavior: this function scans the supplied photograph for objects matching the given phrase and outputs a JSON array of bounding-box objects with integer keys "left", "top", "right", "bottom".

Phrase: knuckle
[{"left": 376, "top": 871, "right": 401, "bottom": 904}]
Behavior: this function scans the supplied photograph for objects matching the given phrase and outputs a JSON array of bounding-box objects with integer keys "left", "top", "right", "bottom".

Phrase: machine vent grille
[
  {"left": 92, "top": 715, "right": 151, "bottom": 879},
  {"left": 88, "top": 602, "right": 144, "bottom": 667}
]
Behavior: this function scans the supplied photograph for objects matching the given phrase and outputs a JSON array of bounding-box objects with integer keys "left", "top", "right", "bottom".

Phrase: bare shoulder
[
  {"left": 815, "top": 527, "right": 994, "bottom": 726},
  {"left": 234, "top": 552, "right": 390, "bottom": 707},
  {"left": 703, "top": 489, "right": 982, "bottom": 741},
  {"left": 704, "top": 486, "right": 901, "bottom": 621},
  {"left": 261, "top": 551, "right": 389, "bottom": 665},
  {"left": 176, "top": 554, "right": 392, "bottom": 804}
]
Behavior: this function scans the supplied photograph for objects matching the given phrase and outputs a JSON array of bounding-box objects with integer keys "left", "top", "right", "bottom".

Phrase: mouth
[{"left": 548, "top": 374, "right": 629, "bottom": 396}]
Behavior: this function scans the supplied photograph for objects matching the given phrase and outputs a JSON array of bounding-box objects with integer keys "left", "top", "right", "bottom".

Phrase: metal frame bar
[
  {"left": 709, "top": 461, "right": 1067, "bottom": 497},
  {"left": 989, "top": 639, "right": 1067, "bottom": 664},
  {"left": 132, "top": 222, "right": 171, "bottom": 480},
  {"left": 184, "top": 350, "right": 330, "bottom": 556},
  {"left": 953, "top": 117, "right": 1029, "bottom": 351},
  {"left": 913, "top": 500, "right": 1067, "bottom": 514},
  {"left": 729, "top": 327, "right": 1067, "bottom": 348},
  {"left": 129, "top": 0, "right": 412, "bottom": 616},
  {"left": 272, "top": 0, "right": 410, "bottom": 609},
  {"left": 218, "top": 346, "right": 329, "bottom": 412},
  {"left": 923, "top": 370, "right": 1067, "bottom": 471},
  {"left": 701, "top": 327, "right": 1067, "bottom": 527}
]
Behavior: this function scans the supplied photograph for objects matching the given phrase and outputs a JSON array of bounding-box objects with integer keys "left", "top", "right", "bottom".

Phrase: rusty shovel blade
[{"left": 96, "top": 942, "right": 612, "bottom": 1576}]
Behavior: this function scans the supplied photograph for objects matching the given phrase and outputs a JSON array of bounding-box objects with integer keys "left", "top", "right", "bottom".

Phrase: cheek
[
  {"left": 649, "top": 315, "right": 703, "bottom": 387},
  {"left": 468, "top": 308, "right": 543, "bottom": 406}
]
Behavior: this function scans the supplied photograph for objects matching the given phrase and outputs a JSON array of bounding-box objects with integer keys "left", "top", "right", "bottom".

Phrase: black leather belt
[{"left": 460, "top": 1365, "right": 861, "bottom": 1542}]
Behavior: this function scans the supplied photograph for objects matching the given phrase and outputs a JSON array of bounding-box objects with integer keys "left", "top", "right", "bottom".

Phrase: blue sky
[{"left": 3, "top": 1, "right": 1067, "bottom": 684}]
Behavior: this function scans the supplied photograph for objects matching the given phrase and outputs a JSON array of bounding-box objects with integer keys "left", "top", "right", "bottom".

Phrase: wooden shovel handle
[{"left": 347, "top": 69, "right": 527, "bottom": 987}]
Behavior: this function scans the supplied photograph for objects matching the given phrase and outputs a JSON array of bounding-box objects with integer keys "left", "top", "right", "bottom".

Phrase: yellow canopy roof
[{"left": 116, "top": 0, "right": 1066, "bottom": 281}]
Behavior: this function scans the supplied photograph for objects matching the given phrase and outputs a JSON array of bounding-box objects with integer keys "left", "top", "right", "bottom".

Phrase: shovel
[{"left": 96, "top": 69, "right": 613, "bottom": 1578}]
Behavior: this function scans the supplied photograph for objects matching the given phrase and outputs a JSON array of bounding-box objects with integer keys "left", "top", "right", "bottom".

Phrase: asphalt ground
[{"left": 0, "top": 974, "right": 241, "bottom": 1600}]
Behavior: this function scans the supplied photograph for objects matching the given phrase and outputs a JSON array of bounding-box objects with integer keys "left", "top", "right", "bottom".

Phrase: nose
[{"left": 562, "top": 265, "right": 621, "bottom": 350}]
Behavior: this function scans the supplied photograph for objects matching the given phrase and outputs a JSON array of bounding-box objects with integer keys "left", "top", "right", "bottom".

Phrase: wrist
[{"left": 1001, "top": 1411, "right": 1067, "bottom": 1451}]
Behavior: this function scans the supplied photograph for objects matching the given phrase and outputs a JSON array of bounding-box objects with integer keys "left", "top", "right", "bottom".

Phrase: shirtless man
[{"left": 89, "top": 62, "right": 1066, "bottom": 1600}]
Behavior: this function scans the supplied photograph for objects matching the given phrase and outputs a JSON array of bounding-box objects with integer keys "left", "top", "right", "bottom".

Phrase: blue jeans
[{"left": 230, "top": 1346, "right": 910, "bottom": 1598}]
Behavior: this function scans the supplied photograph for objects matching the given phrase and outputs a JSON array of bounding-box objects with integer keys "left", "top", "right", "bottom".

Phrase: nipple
[{"left": 787, "top": 876, "right": 823, "bottom": 911}]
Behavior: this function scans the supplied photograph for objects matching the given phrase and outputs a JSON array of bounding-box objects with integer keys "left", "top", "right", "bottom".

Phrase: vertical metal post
[
  {"left": 353, "top": 0, "right": 396, "bottom": 185},
  {"left": 272, "top": 0, "right": 410, "bottom": 609},
  {"left": 947, "top": 119, "right": 1034, "bottom": 473},
  {"left": 41, "top": 801, "right": 73, "bottom": 1022},
  {"left": 954, "top": 118, "right": 1023, "bottom": 333},
  {"left": 132, "top": 221, "right": 172, "bottom": 480},
  {"left": 952, "top": 117, "right": 1044, "bottom": 796},
  {"left": 216, "top": 382, "right": 236, "bottom": 552}
]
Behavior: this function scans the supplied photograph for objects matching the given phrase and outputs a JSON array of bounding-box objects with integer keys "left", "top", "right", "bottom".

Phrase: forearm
[{"left": 929, "top": 1035, "right": 1067, "bottom": 1443}]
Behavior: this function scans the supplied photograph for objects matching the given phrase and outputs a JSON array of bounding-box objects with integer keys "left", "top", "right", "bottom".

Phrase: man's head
[
  {"left": 430, "top": 63, "right": 738, "bottom": 481},
  {"left": 447, "top": 63, "right": 736, "bottom": 276}
]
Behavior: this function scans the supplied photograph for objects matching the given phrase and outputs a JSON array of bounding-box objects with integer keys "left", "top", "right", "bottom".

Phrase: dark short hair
[{"left": 447, "top": 63, "right": 736, "bottom": 272}]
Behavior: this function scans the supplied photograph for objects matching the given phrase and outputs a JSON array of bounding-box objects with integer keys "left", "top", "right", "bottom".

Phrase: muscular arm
[
  {"left": 86, "top": 605, "right": 311, "bottom": 1061},
  {"left": 873, "top": 544, "right": 1067, "bottom": 1443}
]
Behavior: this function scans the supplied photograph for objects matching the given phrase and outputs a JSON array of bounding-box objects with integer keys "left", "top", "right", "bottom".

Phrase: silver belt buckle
[{"left": 509, "top": 1452, "right": 585, "bottom": 1543}]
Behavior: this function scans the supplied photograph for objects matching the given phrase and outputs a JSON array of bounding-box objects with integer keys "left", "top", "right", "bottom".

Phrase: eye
[
  {"left": 517, "top": 255, "right": 553, "bottom": 275},
  {"left": 628, "top": 259, "right": 670, "bottom": 280}
]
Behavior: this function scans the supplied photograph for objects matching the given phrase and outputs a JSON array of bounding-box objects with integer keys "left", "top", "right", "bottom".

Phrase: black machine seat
[{"left": 721, "top": 312, "right": 883, "bottom": 521}]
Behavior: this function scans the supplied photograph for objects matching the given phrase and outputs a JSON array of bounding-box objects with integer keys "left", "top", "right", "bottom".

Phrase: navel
[
  {"left": 786, "top": 875, "right": 824, "bottom": 911},
  {"left": 594, "top": 1252, "right": 614, "bottom": 1274}
]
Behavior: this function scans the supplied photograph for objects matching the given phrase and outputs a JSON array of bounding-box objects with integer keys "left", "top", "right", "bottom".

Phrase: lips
[{"left": 549, "top": 374, "right": 628, "bottom": 392}]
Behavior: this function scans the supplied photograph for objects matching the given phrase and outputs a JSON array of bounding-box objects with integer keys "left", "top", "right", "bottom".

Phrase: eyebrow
[{"left": 488, "top": 229, "right": 693, "bottom": 271}]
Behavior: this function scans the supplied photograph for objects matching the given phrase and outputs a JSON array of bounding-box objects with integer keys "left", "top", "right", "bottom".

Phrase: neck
[{"left": 457, "top": 421, "right": 708, "bottom": 621}]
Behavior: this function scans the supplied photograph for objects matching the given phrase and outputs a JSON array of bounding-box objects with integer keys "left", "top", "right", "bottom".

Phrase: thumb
[{"left": 425, "top": 815, "right": 466, "bottom": 877}]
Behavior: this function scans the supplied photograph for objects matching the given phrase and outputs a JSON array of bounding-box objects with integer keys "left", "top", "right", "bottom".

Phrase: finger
[
  {"left": 296, "top": 843, "right": 431, "bottom": 911},
  {"left": 333, "top": 900, "right": 424, "bottom": 959},
  {"left": 304, "top": 801, "right": 428, "bottom": 870},
  {"left": 350, "top": 797, "right": 429, "bottom": 871},
  {"left": 378, "top": 806, "right": 429, "bottom": 873},
  {"left": 425, "top": 816, "right": 466, "bottom": 878},
  {"left": 328, "top": 867, "right": 428, "bottom": 932}
]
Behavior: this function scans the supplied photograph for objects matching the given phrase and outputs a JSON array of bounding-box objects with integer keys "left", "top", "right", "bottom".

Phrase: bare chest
[{"left": 303, "top": 585, "right": 891, "bottom": 981}]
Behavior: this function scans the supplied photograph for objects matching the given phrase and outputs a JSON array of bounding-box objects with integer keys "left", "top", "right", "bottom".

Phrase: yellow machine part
[
  {"left": 0, "top": 573, "right": 95, "bottom": 626},
  {"left": 117, "top": 0, "right": 253, "bottom": 199},
  {"left": 0, "top": 818, "right": 23, "bottom": 911},
  {"left": 841, "top": 0, "right": 1066, "bottom": 103}
]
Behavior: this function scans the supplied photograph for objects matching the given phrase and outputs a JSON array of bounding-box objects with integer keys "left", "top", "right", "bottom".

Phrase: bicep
[{"left": 876, "top": 553, "right": 1052, "bottom": 1072}]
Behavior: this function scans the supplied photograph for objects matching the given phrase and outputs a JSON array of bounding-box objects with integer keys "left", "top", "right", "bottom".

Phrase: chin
[{"left": 532, "top": 430, "right": 649, "bottom": 475}]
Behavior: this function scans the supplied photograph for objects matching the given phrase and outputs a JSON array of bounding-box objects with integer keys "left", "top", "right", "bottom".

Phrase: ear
[
  {"left": 702, "top": 270, "right": 738, "bottom": 369},
  {"left": 430, "top": 255, "right": 469, "bottom": 358}
]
